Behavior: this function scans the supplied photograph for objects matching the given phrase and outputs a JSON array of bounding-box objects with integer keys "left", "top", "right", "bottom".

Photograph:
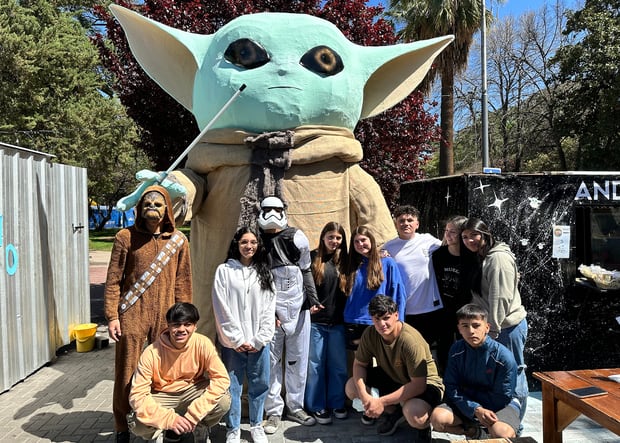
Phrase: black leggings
[{"left": 405, "top": 309, "right": 454, "bottom": 375}]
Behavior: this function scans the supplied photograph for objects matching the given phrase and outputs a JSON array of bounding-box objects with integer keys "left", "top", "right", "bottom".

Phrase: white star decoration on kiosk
[
  {"left": 488, "top": 192, "right": 508, "bottom": 213},
  {"left": 474, "top": 179, "right": 490, "bottom": 194}
]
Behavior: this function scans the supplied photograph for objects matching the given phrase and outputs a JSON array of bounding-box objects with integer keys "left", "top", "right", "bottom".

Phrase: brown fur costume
[{"left": 104, "top": 185, "right": 192, "bottom": 432}]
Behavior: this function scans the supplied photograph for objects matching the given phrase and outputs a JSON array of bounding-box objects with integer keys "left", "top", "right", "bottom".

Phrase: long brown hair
[
  {"left": 345, "top": 226, "right": 383, "bottom": 294},
  {"left": 462, "top": 218, "right": 495, "bottom": 258},
  {"left": 442, "top": 215, "right": 468, "bottom": 248},
  {"left": 226, "top": 226, "right": 273, "bottom": 291},
  {"left": 312, "top": 222, "right": 348, "bottom": 292}
]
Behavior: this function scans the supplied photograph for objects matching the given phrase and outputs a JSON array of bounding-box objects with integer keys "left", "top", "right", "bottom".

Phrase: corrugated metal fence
[{"left": 0, "top": 143, "right": 89, "bottom": 393}]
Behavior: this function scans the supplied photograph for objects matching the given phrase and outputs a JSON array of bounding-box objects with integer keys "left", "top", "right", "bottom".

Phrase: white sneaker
[
  {"left": 263, "top": 415, "right": 280, "bottom": 434},
  {"left": 225, "top": 428, "right": 241, "bottom": 443},
  {"left": 250, "top": 425, "right": 268, "bottom": 443},
  {"left": 285, "top": 409, "right": 316, "bottom": 426}
]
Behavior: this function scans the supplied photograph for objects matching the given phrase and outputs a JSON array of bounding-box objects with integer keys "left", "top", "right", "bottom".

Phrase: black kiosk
[{"left": 400, "top": 172, "right": 620, "bottom": 383}]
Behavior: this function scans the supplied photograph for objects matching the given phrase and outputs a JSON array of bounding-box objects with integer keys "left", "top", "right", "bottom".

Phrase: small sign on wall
[{"left": 552, "top": 225, "right": 571, "bottom": 259}]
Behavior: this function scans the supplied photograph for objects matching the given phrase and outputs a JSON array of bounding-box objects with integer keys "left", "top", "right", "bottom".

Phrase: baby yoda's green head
[
  {"left": 195, "top": 13, "right": 368, "bottom": 131},
  {"left": 111, "top": 5, "right": 453, "bottom": 132}
]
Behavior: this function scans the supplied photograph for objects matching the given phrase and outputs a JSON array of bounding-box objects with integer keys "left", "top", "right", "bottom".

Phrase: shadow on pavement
[{"left": 23, "top": 411, "right": 114, "bottom": 442}]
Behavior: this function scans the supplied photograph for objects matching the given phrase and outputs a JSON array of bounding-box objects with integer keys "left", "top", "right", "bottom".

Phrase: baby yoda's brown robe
[{"left": 172, "top": 125, "right": 396, "bottom": 339}]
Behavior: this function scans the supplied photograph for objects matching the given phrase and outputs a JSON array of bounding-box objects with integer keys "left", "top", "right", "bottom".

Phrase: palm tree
[{"left": 388, "top": 0, "right": 485, "bottom": 175}]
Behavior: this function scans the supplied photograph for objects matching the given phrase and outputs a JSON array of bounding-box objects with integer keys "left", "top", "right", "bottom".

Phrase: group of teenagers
[{"left": 104, "top": 184, "right": 528, "bottom": 443}]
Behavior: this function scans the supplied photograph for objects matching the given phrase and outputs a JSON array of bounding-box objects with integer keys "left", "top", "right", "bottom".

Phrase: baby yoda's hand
[
  {"left": 115, "top": 170, "right": 187, "bottom": 211},
  {"left": 135, "top": 170, "right": 187, "bottom": 200}
]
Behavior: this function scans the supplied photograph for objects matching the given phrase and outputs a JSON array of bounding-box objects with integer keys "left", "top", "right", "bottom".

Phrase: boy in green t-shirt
[{"left": 344, "top": 295, "right": 444, "bottom": 442}]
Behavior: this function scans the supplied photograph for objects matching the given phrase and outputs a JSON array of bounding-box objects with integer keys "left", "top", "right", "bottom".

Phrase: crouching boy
[
  {"left": 430, "top": 303, "right": 521, "bottom": 439},
  {"left": 345, "top": 295, "right": 444, "bottom": 441},
  {"left": 127, "top": 302, "right": 231, "bottom": 442}
]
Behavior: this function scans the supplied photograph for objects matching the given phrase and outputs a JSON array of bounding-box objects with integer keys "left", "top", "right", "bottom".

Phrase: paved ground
[{"left": 0, "top": 250, "right": 617, "bottom": 442}]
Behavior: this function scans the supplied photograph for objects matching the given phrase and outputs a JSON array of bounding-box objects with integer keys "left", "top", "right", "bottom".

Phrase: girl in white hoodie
[{"left": 213, "top": 227, "right": 276, "bottom": 443}]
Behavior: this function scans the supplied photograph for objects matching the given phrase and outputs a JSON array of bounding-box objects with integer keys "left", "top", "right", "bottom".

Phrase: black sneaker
[
  {"left": 412, "top": 426, "right": 432, "bottom": 443},
  {"left": 312, "top": 409, "right": 333, "bottom": 425},
  {"left": 115, "top": 431, "right": 130, "bottom": 443},
  {"left": 464, "top": 423, "right": 488, "bottom": 440},
  {"left": 361, "top": 414, "right": 375, "bottom": 425},
  {"left": 333, "top": 408, "right": 348, "bottom": 419},
  {"left": 165, "top": 430, "right": 195, "bottom": 442},
  {"left": 376, "top": 408, "right": 406, "bottom": 436}
]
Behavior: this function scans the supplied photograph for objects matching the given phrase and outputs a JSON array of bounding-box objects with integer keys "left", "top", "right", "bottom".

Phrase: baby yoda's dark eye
[
  {"left": 224, "top": 38, "right": 270, "bottom": 69},
  {"left": 300, "top": 46, "right": 344, "bottom": 76}
]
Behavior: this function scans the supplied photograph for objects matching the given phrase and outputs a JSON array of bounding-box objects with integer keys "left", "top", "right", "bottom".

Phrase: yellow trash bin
[{"left": 74, "top": 323, "right": 97, "bottom": 352}]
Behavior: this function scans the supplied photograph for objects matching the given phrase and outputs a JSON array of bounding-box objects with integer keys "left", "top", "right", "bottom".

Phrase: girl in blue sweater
[{"left": 343, "top": 226, "right": 406, "bottom": 350}]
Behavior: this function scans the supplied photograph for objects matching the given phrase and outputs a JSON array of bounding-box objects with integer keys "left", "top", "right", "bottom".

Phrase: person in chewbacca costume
[{"left": 104, "top": 185, "right": 193, "bottom": 443}]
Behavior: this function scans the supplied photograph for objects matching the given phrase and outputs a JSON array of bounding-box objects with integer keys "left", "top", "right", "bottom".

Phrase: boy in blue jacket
[{"left": 430, "top": 304, "right": 521, "bottom": 439}]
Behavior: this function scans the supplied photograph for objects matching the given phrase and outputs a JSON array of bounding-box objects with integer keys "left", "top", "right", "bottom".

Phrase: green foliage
[
  {"left": 88, "top": 228, "right": 117, "bottom": 251},
  {"left": 88, "top": 225, "right": 192, "bottom": 251},
  {"left": 0, "top": 0, "right": 152, "bottom": 218},
  {"left": 552, "top": 0, "right": 620, "bottom": 169}
]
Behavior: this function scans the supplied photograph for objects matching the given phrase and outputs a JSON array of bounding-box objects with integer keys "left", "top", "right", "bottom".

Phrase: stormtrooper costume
[{"left": 258, "top": 197, "right": 320, "bottom": 423}]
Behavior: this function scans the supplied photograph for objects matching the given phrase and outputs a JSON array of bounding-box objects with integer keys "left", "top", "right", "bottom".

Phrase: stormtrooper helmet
[{"left": 258, "top": 196, "right": 288, "bottom": 230}]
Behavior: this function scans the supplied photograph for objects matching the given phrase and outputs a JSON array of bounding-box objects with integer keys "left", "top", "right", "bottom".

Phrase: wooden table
[{"left": 533, "top": 368, "right": 620, "bottom": 443}]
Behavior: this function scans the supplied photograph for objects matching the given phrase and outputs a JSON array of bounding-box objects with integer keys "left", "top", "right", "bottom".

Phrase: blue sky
[
  {"left": 367, "top": 1, "right": 538, "bottom": 19},
  {"left": 491, "top": 0, "right": 536, "bottom": 18}
]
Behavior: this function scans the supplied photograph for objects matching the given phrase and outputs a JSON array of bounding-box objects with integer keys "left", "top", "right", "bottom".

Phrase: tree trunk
[
  {"left": 439, "top": 71, "right": 454, "bottom": 176},
  {"left": 556, "top": 140, "right": 567, "bottom": 170}
]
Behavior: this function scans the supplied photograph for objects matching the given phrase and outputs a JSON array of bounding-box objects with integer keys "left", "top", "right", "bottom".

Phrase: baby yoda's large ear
[
  {"left": 109, "top": 4, "right": 212, "bottom": 112},
  {"left": 359, "top": 35, "right": 454, "bottom": 119}
]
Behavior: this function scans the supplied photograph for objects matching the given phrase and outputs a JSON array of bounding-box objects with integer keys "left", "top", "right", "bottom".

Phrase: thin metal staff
[{"left": 159, "top": 83, "right": 247, "bottom": 181}]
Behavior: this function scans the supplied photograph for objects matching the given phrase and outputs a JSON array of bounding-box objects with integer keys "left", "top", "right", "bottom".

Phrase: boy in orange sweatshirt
[{"left": 127, "top": 303, "right": 231, "bottom": 442}]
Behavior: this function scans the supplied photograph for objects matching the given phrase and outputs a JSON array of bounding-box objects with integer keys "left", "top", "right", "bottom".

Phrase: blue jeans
[
  {"left": 497, "top": 318, "right": 528, "bottom": 423},
  {"left": 305, "top": 323, "right": 348, "bottom": 412},
  {"left": 221, "top": 344, "right": 270, "bottom": 429}
]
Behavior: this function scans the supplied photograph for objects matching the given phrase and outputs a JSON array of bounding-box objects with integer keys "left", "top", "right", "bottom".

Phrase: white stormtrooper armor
[
  {"left": 258, "top": 196, "right": 288, "bottom": 231},
  {"left": 258, "top": 196, "right": 319, "bottom": 420}
]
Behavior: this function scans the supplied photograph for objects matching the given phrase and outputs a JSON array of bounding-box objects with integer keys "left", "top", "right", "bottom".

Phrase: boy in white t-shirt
[{"left": 383, "top": 205, "right": 446, "bottom": 349}]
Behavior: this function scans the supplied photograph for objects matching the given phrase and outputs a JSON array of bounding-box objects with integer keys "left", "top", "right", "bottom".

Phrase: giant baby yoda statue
[{"left": 110, "top": 4, "right": 453, "bottom": 337}]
